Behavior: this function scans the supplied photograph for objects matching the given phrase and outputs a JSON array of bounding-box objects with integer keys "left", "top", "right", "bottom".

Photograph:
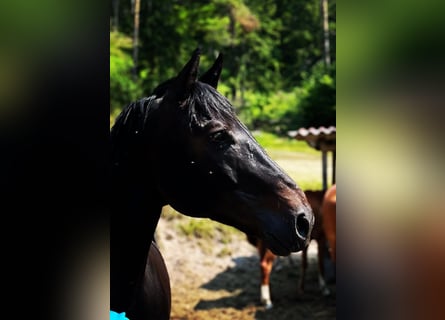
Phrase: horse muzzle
[
  {"left": 262, "top": 209, "right": 314, "bottom": 256},
  {"left": 287, "top": 211, "right": 314, "bottom": 253},
  {"left": 295, "top": 212, "right": 313, "bottom": 246}
]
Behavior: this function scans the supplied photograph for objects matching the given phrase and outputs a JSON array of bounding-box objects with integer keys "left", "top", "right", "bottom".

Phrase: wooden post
[{"left": 322, "top": 149, "right": 327, "bottom": 191}]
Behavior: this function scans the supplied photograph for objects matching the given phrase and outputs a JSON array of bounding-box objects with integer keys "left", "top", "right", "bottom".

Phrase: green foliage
[
  {"left": 110, "top": 0, "right": 336, "bottom": 131},
  {"left": 238, "top": 89, "right": 300, "bottom": 132},
  {"left": 110, "top": 31, "right": 142, "bottom": 112},
  {"left": 284, "top": 62, "right": 336, "bottom": 129}
]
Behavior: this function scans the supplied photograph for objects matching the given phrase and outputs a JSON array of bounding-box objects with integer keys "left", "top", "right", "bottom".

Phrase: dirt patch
[{"left": 155, "top": 207, "right": 336, "bottom": 320}]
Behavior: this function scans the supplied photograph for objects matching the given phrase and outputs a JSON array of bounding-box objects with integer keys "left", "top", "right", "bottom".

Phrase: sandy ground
[{"left": 155, "top": 207, "right": 336, "bottom": 320}]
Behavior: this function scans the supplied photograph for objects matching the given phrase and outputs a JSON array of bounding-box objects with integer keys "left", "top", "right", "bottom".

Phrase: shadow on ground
[{"left": 194, "top": 253, "right": 336, "bottom": 320}]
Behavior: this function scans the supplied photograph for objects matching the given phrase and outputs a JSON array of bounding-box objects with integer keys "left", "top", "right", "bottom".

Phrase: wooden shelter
[{"left": 288, "top": 126, "right": 336, "bottom": 190}]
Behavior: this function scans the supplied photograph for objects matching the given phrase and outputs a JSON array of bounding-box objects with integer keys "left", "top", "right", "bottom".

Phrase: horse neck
[
  {"left": 112, "top": 178, "right": 162, "bottom": 239},
  {"left": 111, "top": 156, "right": 164, "bottom": 310},
  {"left": 112, "top": 155, "right": 166, "bottom": 247}
]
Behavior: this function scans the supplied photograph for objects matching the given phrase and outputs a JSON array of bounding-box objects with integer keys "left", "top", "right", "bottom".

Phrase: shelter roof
[{"left": 288, "top": 126, "right": 336, "bottom": 151}]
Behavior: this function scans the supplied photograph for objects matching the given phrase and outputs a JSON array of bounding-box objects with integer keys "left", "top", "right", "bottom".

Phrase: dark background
[{"left": 0, "top": 1, "right": 109, "bottom": 319}]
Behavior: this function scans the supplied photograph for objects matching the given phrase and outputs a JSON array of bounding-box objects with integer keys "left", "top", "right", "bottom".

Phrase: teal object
[{"left": 110, "top": 311, "right": 129, "bottom": 320}]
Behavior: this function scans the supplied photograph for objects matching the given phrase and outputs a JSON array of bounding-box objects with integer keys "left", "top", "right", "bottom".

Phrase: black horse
[{"left": 110, "top": 49, "right": 315, "bottom": 320}]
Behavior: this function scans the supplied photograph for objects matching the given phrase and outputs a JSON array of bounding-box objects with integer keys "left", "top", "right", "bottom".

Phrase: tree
[
  {"left": 321, "top": 0, "right": 331, "bottom": 68},
  {"left": 132, "top": 0, "right": 141, "bottom": 80}
]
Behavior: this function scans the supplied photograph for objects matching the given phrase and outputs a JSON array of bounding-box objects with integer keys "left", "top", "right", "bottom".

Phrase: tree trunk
[
  {"left": 112, "top": 0, "right": 120, "bottom": 31},
  {"left": 321, "top": 0, "right": 331, "bottom": 68},
  {"left": 132, "top": 0, "right": 141, "bottom": 80}
]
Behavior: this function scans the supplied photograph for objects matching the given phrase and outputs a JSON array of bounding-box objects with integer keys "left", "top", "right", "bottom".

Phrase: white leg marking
[
  {"left": 261, "top": 284, "right": 273, "bottom": 309},
  {"left": 318, "top": 274, "right": 331, "bottom": 296}
]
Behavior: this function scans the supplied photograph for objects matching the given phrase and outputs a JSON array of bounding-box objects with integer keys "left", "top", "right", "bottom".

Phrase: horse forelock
[{"left": 185, "top": 82, "right": 239, "bottom": 128}]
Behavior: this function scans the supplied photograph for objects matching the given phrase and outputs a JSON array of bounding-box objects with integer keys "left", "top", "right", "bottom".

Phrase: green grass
[
  {"left": 252, "top": 131, "right": 319, "bottom": 155},
  {"left": 161, "top": 206, "right": 243, "bottom": 243},
  {"left": 177, "top": 219, "right": 215, "bottom": 239},
  {"left": 253, "top": 131, "right": 332, "bottom": 191},
  {"left": 174, "top": 214, "right": 244, "bottom": 254},
  {"left": 177, "top": 218, "right": 242, "bottom": 241}
]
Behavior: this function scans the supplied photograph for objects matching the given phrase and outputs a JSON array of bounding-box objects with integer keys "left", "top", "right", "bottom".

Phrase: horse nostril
[{"left": 296, "top": 214, "right": 310, "bottom": 239}]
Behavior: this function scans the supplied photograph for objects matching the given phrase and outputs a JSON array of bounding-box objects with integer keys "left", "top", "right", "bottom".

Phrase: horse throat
[{"left": 110, "top": 160, "right": 164, "bottom": 313}]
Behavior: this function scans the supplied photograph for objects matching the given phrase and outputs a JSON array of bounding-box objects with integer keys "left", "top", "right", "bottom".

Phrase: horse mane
[
  {"left": 110, "top": 79, "right": 252, "bottom": 166},
  {"left": 112, "top": 79, "right": 240, "bottom": 137},
  {"left": 110, "top": 77, "right": 172, "bottom": 160},
  {"left": 111, "top": 78, "right": 170, "bottom": 141}
]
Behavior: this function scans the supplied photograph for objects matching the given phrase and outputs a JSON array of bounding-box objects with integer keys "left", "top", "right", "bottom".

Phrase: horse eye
[{"left": 209, "top": 130, "right": 230, "bottom": 143}]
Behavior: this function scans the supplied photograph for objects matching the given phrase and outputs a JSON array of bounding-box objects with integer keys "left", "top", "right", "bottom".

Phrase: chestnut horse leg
[
  {"left": 258, "top": 241, "right": 276, "bottom": 309},
  {"left": 322, "top": 185, "right": 336, "bottom": 263},
  {"left": 298, "top": 190, "right": 331, "bottom": 296},
  {"left": 317, "top": 238, "right": 331, "bottom": 296},
  {"left": 298, "top": 244, "right": 308, "bottom": 295},
  {"left": 298, "top": 239, "right": 330, "bottom": 296}
]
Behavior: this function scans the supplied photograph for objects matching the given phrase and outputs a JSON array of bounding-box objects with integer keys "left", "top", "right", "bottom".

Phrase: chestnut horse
[
  {"left": 110, "top": 49, "right": 315, "bottom": 320},
  {"left": 322, "top": 184, "right": 336, "bottom": 263},
  {"left": 248, "top": 189, "right": 334, "bottom": 308}
]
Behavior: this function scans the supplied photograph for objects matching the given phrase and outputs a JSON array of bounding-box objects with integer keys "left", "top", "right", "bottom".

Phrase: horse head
[{"left": 145, "top": 49, "right": 314, "bottom": 255}]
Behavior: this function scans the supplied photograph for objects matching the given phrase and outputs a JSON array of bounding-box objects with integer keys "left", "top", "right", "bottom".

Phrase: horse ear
[
  {"left": 169, "top": 48, "right": 201, "bottom": 103},
  {"left": 199, "top": 53, "right": 223, "bottom": 89}
]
